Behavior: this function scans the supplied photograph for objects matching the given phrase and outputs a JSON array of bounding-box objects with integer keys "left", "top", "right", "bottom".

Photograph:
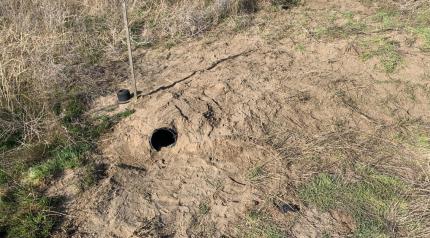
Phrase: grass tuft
[
  {"left": 248, "top": 165, "right": 265, "bottom": 182},
  {"left": 373, "top": 10, "right": 402, "bottom": 30},
  {"left": 299, "top": 169, "right": 406, "bottom": 237},
  {"left": 240, "top": 210, "right": 284, "bottom": 238},
  {"left": 24, "top": 145, "right": 85, "bottom": 185},
  {"left": 361, "top": 37, "right": 402, "bottom": 73},
  {"left": 0, "top": 189, "right": 54, "bottom": 238},
  {"left": 416, "top": 135, "right": 430, "bottom": 149},
  {"left": 412, "top": 27, "right": 430, "bottom": 50},
  {"left": 198, "top": 202, "right": 211, "bottom": 215},
  {"left": 1, "top": 104, "right": 134, "bottom": 236}
]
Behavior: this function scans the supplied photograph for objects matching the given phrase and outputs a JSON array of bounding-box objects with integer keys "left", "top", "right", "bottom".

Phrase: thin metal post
[{"left": 122, "top": 0, "right": 138, "bottom": 101}]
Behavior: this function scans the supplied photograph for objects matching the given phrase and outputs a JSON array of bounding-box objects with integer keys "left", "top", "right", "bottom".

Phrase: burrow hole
[{"left": 150, "top": 128, "right": 178, "bottom": 151}]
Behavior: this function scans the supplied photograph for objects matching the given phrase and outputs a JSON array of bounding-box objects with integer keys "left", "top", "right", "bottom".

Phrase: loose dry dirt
[{"left": 52, "top": 0, "right": 430, "bottom": 237}]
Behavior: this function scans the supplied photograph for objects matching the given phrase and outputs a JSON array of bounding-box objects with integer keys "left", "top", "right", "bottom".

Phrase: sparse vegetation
[
  {"left": 198, "top": 202, "right": 211, "bottom": 215},
  {"left": 0, "top": 190, "right": 55, "bottom": 238},
  {"left": 373, "top": 9, "right": 402, "bottom": 30},
  {"left": 239, "top": 210, "right": 284, "bottom": 238},
  {"left": 1, "top": 0, "right": 430, "bottom": 237},
  {"left": 358, "top": 35, "right": 402, "bottom": 73},
  {"left": 0, "top": 101, "right": 134, "bottom": 236},
  {"left": 1, "top": 1, "right": 255, "bottom": 236},
  {"left": 312, "top": 11, "right": 367, "bottom": 39},
  {"left": 25, "top": 145, "right": 84, "bottom": 185},
  {"left": 248, "top": 165, "right": 266, "bottom": 182},
  {"left": 299, "top": 171, "right": 406, "bottom": 237},
  {"left": 411, "top": 8, "right": 430, "bottom": 50}
]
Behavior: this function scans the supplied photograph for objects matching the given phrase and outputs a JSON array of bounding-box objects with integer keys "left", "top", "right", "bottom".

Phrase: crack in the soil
[
  {"left": 174, "top": 104, "right": 190, "bottom": 122},
  {"left": 142, "top": 49, "right": 255, "bottom": 97}
]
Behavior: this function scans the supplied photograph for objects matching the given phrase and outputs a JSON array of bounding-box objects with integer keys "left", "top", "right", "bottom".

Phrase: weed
[
  {"left": 130, "top": 19, "right": 153, "bottom": 47},
  {"left": 299, "top": 170, "right": 406, "bottom": 237},
  {"left": 116, "top": 108, "right": 136, "bottom": 119},
  {"left": 313, "top": 12, "right": 366, "bottom": 39},
  {"left": 373, "top": 10, "right": 401, "bottom": 30},
  {"left": 61, "top": 95, "right": 86, "bottom": 124},
  {"left": 79, "top": 163, "right": 98, "bottom": 190},
  {"left": 299, "top": 174, "right": 339, "bottom": 210},
  {"left": 416, "top": 9, "right": 430, "bottom": 25},
  {"left": 78, "top": 42, "right": 105, "bottom": 65},
  {"left": 78, "top": 16, "right": 109, "bottom": 65},
  {"left": 403, "top": 82, "right": 417, "bottom": 101},
  {"left": 296, "top": 43, "right": 306, "bottom": 52},
  {"left": 343, "top": 12, "right": 367, "bottom": 33},
  {"left": 240, "top": 210, "right": 284, "bottom": 238},
  {"left": 412, "top": 27, "right": 430, "bottom": 50},
  {"left": 361, "top": 37, "right": 402, "bottom": 73},
  {"left": 24, "top": 108, "right": 134, "bottom": 186},
  {"left": 24, "top": 145, "right": 84, "bottom": 185},
  {"left": 416, "top": 135, "right": 430, "bottom": 149},
  {"left": 0, "top": 170, "right": 7, "bottom": 186},
  {"left": 322, "top": 232, "right": 332, "bottom": 238},
  {"left": 233, "top": 15, "right": 254, "bottom": 32},
  {"left": 0, "top": 189, "right": 54, "bottom": 238},
  {"left": 1, "top": 103, "right": 133, "bottom": 236},
  {"left": 248, "top": 165, "right": 265, "bottom": 181},
  {"left": 91, "top": 109, "right": 135, "bottom": 137},
  {"left": 198, "top": 202, "right": 210, "bottom": 215}
]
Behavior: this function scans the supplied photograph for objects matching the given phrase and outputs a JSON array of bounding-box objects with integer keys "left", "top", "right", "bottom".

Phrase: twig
[{"left": 228, "top": 176, "right": 247, "bottom": 186}]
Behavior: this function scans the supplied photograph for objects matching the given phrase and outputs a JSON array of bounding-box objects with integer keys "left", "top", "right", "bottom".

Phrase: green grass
[
  {"left": 60, "top": 95, "right": 86, "bottom": 124},
  {"left": 299, "top": 169, "right": 406, "bottom": 237},
  {"left": 240, "top": 210, "right": 284, "bottom": 238},
  {"left": 416, "top": 135, "right": 430, "bottom": 149},
  {"left": 0, "top": 188, "right": 54, "bottom": 238},
  {"left": 23, "top": 107, "right": 135, "bottom": 186},
  {"left": 314, "top": 11, "right": 367, "bottom": 39},
  {"left": 361, "top": 37, "right": 402, "bottom": 73},
  {"left": 24, "top": 145, "right": 85, "bottom": 185},
  {"left": 0, "top": 93, "right": 135, "bottom": 237},
  {"left": 373, "top": 10, "right": 402, "bottom": 30},
  {"left": 198, "top": 202, "right": 210, "bottom": 215},
  {"left": 296, "top": 43, "right": 306, "bottom": 52},
  {"left": 406, "top": 9, "right": 430, "bottom": 50},
  {"left": 412, "top": 27, "right": 430, "bottom": 50},
  {"left": 0, "top": 169, "right": 8, "bottom": 186},
  {"left": 78, "top": 162, "right": 99, "bottom": 191},
  {"left": 248, "top": 165, "right": 265, "bottom": 182}
]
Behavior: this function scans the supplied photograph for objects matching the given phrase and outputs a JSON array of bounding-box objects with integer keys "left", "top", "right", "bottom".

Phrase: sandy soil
[{"left": 52, "top": 0, "right": 430, "bottom": 237}]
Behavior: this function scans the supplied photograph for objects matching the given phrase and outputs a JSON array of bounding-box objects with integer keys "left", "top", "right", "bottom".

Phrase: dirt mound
[{"left": 55, "top": 1, "right": 430, "bottom": 237}]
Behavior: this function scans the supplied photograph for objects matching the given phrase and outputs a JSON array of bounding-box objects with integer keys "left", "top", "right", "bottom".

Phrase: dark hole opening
[{"left": 150, "top": 128, "right": 177, "bottom": 151}]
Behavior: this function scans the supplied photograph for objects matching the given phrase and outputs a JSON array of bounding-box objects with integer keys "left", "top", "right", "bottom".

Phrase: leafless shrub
[{"left": 129, "top": 0, "right": 259, "bottom": 44}]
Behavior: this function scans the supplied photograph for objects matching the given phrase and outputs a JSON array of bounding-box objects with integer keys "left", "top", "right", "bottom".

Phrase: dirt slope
[{"left": 53, "top": 1, "right": 430, "bottom": 237}]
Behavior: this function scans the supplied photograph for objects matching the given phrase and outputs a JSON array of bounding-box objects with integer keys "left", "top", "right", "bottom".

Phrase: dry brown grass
[
  {"left": 128, "top": 0, "right": 257, "bottom": 44},
  {"left": 0, "top": 0, "right": 260, "bottom": 147},
  {"left": 262, "top": 110, "right": 430, "bottom": 236}
]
